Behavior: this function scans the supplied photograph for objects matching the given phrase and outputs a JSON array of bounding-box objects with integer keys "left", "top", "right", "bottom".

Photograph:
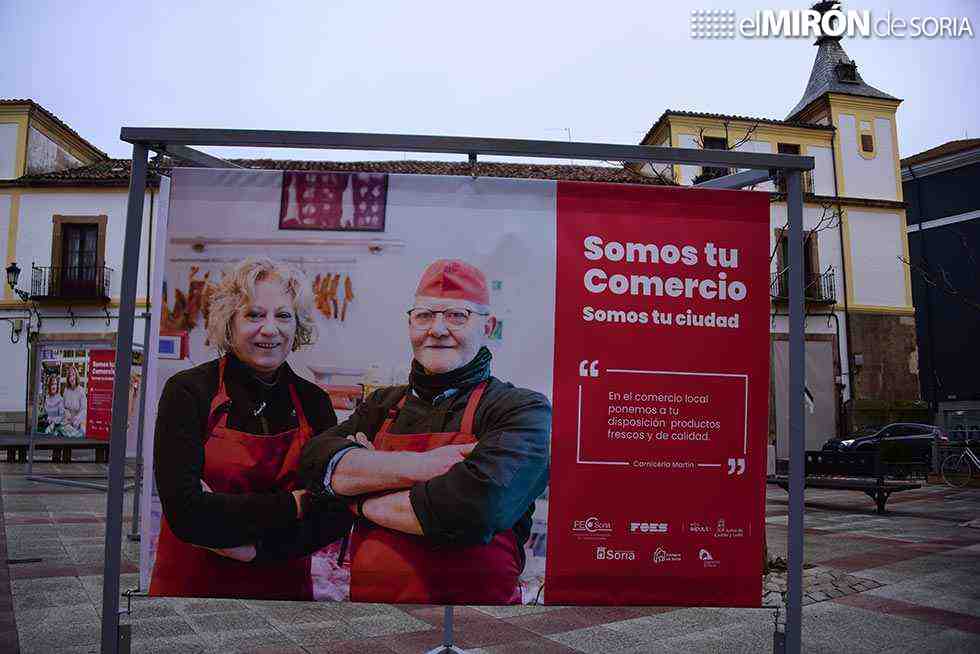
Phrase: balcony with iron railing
[
  {"left": 770, "top": 267, "right": 836, "bottom": 304},
  {"left": 30, "top": 264, "right": 112, "bottom": 302}
]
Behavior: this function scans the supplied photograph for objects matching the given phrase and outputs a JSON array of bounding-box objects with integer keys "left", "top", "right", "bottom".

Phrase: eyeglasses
[{"left": 406, "top": 308, "right": 489, "bottom": 328}]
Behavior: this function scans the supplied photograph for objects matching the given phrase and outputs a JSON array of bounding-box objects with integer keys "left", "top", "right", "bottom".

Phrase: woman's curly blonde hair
[{"left": 205, "top": 257, "right": 317, "bottom": 354}]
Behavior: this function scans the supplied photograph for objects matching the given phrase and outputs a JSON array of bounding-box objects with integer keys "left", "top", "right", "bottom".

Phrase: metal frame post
[
  {"left": 128, "top": 315, "right": 151, "bottom": 542},
  {"left": 101, "top": 143, "right": 148, "bottom": 654},
  {"left": 785, "top": 170, "right": 806, "bottom": 654}
]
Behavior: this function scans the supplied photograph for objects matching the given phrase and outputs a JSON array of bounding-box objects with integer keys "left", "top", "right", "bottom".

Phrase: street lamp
[
  {"left": 5, "top": 261, "right": 30, "bottom": 302},
  {"left": 5, "top": 261, "right": 40, "bottom": 333}
]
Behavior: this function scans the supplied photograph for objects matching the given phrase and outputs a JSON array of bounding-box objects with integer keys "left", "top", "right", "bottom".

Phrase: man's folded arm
[{"left": 409, "top": 391, "right": 551, "bottom": 545}]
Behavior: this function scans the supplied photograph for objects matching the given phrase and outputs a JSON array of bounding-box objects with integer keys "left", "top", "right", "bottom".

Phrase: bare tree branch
[{"left": 899, "top": 255, "right": 980, "bottom": 312}]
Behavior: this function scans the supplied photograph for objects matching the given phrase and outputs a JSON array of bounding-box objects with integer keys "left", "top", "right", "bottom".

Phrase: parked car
[{"left": 822, "top": 423, "right": 948, "bottom": 464}]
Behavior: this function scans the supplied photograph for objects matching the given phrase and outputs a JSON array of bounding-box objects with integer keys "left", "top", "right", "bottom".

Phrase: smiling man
[{"left": 299, "top": 259, "right": 551, "bottom": 604}]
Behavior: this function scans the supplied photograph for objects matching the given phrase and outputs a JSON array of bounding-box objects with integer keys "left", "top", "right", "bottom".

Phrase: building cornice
[{"left": 901, "top": 147, "right": 980, "bottom": 181}]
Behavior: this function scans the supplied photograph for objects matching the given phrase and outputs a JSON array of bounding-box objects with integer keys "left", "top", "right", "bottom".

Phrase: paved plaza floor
[{"left": 1, "top": 460, "right": 978, "bottom": 653}]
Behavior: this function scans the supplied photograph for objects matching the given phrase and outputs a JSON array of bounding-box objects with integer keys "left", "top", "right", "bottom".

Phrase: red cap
[{"left": 415, "top": 259, "right": 489, "bottom": 305}]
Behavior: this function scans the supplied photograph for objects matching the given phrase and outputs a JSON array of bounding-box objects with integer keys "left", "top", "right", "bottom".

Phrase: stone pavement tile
[
  {"left": 176, "top": 598, "right": 250, "bottom": 614},
  {"left": 55, "top": 523, "right": 106, "bottom": 538},
  {"left": 878, "top": 628, "right": 980, "bottom": 654},
  {"left": 370, "top": 627, "right": 451, "bottom": 654},
  {"left": 187, "top": 610, "right": 275, "bottom": 633},
  {"left": 12, "top": 586, "right": 92, "bottom": 612},
  {"left": 303, "top": 636, "right": 399, "bottom": 654},
  {"left": 799, "top": 599, "right": 947, "bottom": 653},
  {"left": 453, "top": 619, "right": 540, "bottom": 649},
  {"left": 121, "top": 598, "right": 182, "bottom": 620},
  {"left": 471, "top": 603, "right": 562, "bottom": 618},
  {"left": 11, "top": 574, "right": 85, "bottom": 594},
  {"left": 348, "top": 611, "right": 433, "bottom": 637},
  {"left": 125, "top": 615, "right": 198, "bottom": 641},
  {"left": 851, "top": 549, "right": 980, "bottom": 585},
  {"left": 603, "top": 607, "right": 745, "bottom": 642},
  {"left": 504, "top": 606, "right": 654, "bottom": 636},
  {"left": 834, "top": 594, "right": 980, "bottom": 635},
  {"left": 466, "top": 636, "right": 581, "bottom": 653},
  {"left": 611, "top": 610, "right": 774, "bottom": 654},
  {"left": 864, "top": 574, "right": 980, "bottom": 617},
  {"left": 197, "top": 627, "right": 298, "bottom": 653},
  {"left": 122, "top": 633, "right": 209, "bottom": 654},
  {"left": 15, "top": 603, "right": 99, "bottom": 629},
  {"left": 405, "top": 604, "right": 503, "bottom": 625},
  {"left": 16, "top": 617, "right": 100, "bottom": 654},
  {"left": 279, "top": 619, "right": 360, "bottom": 646},
  {"left": 253, "top": 602, "right": 347, "bottom": 627},
  {"left": 546, "top": 624, "right": 654, "bottom": 653}
]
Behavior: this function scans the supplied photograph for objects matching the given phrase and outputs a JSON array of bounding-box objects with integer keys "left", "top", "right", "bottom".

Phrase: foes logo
[
  {"left": 595, "top": 546, "right": 636, "bottom": 561},
  {"left": 630, "top": 522, "right": 668, "bottom": 534},
  {"left": 652, "top": 547, "right": 682, "bottom": 564},
  {"left": 573, "top": 516, "right": 613, "bottom": 538},
  {"left": 714, "top": 519, "right": 746, "bottom": 539}
]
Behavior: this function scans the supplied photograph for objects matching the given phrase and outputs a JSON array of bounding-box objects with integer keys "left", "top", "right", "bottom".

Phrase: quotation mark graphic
[
  {"left": 579, "top": 360, "right": 600, "bottom": 378},
  {"left": 727, "top": 458, "right": 746, "bottom": 476},
  {"left": 691, "top": 9, "right": 737, "bottom": 39}
]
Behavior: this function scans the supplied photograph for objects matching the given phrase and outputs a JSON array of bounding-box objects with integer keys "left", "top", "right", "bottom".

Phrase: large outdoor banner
[{"left": 140, "top": 168, "right": 769, "bottom": 606}]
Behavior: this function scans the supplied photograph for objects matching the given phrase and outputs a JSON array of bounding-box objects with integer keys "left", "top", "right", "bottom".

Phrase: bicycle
[{"left": 941, "top": 445, "right": 980, "bottom": 488}]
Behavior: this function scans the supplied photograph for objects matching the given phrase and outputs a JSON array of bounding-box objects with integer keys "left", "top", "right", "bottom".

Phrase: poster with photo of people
[
  {"left": 33, "top": 341, "right": 117, "bottom": 440},
  {"left": 140, "top": 167, "right": 771, "bottom": 607}
]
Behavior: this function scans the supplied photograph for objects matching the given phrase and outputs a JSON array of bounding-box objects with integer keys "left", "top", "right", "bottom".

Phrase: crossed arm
[
  {"left": 327, "top": 433, "right": 474, "bottom": 535},
  {"left": 300, "top": 388, "right": 551, "bottom": 545}
]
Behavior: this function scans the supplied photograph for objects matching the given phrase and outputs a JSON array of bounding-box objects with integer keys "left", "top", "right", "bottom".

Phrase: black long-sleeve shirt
[
  {"left": 299, "top": 378, "right": 551, "bottom": 548},
  {"left": 153, "top": 354, "right": 346, "bottom": 549}
]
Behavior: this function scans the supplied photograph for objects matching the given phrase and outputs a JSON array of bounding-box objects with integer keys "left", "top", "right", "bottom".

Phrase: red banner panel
[
  {"left": 86, "top": 349, "right": 116, "bottom": 441},
  {"left": 545, "top": 182, "right": 771, "bottom": 606}
]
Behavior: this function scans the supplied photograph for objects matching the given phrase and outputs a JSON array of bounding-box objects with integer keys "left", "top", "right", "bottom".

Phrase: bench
[
  {"left": 768, "top": 447, "right": 926, "bottom": 514},
  {"left": 1, "top": 437, "right": 109, "bottom": 464}
]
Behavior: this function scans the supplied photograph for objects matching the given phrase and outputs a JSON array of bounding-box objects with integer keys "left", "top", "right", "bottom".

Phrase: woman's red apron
[
  {"left": 349, "top": 381, "right": 523, "bottom": 605},
  {"left": 149, "top": 357, "right": 314, "bottom": 600}
]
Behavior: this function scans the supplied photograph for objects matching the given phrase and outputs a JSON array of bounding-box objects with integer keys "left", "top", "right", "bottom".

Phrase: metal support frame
[
  {"left": 784, "top": 171, "right": 805, "bottom": 654},
  {"left": 695, "top": 168, "right": 775, "bottom": 190},
  {"left": 104, "top": 127, "right": 812, "bottom": 654},
  {"left": 163, "top": 144, "right": 242, "bottom": 169},
  {"left": 101, "top": 143, "right": 148, "bottom": 654},
  {"left": 423, "top": 607, "right": 466, "bottom": 654}
]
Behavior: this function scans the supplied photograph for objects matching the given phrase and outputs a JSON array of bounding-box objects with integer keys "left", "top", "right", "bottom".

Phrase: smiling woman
[{"left": 149, "top": 257, "right": 352, "bottom": 600}]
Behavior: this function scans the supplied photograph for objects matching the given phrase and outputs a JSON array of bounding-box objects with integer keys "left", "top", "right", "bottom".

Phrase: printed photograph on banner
[
  {"left": 33, "top": 341, "right": 115, "bottom": 440},
  {"left": 141, "top": 167, "right": 771, "bottom": 607},
  {"left": 142, "top": 169, "right": 556, "bottom": 604}
]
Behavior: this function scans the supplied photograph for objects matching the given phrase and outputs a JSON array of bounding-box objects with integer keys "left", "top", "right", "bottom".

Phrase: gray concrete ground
[{"left": 2, "top": 459, "right": 979, "bottom": 653}]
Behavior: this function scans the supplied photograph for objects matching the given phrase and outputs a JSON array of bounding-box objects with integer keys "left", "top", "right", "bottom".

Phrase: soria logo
[{"left": 595, "top": 546, "right": 636, "bottom": 561}]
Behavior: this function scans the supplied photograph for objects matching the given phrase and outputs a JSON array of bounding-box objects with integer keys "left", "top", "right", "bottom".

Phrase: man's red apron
[
  {"left": 149, "top": 357, "right": 314, "bottom": 600},
  {"left": 349, "top": 381, "right": 523, "bottom": 604}
]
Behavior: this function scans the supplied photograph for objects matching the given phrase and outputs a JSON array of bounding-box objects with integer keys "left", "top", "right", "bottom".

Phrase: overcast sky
[{"left": 2, "top": 0, "right": 977, "bottom": 163}]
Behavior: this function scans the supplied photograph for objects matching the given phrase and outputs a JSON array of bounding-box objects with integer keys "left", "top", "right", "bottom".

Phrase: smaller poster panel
[
  {"left": 86, "top": 349, "right": 116, "bottom": 441},
  {"left": 33, "top": 341, "right": 114, "bottom": 439}
]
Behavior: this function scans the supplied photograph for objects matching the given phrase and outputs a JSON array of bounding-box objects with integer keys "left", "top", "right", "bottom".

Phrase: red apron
[
  {"left": 349, "top": 381, "right": 523, "bottom": 605},
  {"left": 149, "top": 357, "right": 314, "bottom": 600}
]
